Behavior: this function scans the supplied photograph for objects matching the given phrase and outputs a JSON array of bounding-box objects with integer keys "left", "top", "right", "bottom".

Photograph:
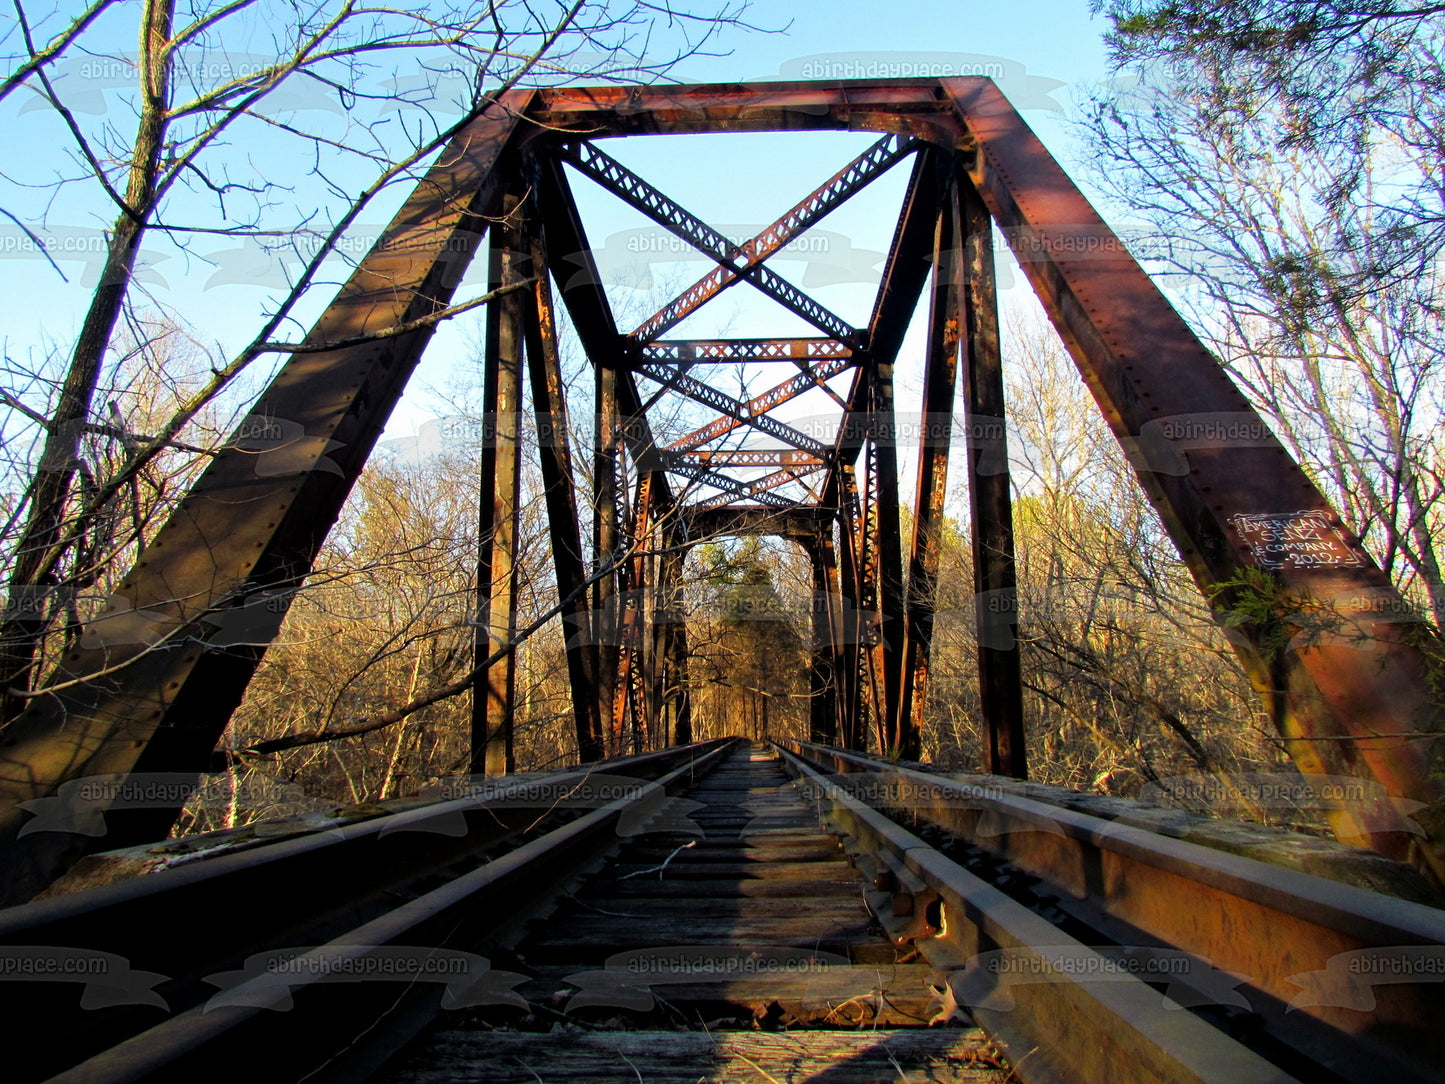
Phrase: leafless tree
[{"left": 0, "top": 0, "right": 762, "bottom": 715}]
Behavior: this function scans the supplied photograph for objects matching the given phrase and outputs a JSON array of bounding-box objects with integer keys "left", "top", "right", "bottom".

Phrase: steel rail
[
  {"left": 778, "top": 739, "right": 1445, "bottom": 1084},
  {"left": 772, "top": 743, "right": 1299, "bottom": 1084},
  {"left": 0, "top": 740, "right": 736, "bottom": 1083}
]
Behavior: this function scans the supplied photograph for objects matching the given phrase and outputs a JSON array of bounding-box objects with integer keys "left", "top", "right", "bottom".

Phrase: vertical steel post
[
  {"left": 520, "top": 198, "right": 603, "bottom": 762},
  {"left": 960, "top": 175, "right": 1027, "bottom": 779},
  {"left": 593, "top": 363, "right": 622, "bottom": 756},
  {"left": 836, "top": 466, "right": 865, "bottom": 749},
  {"left": 871, "top": 360, "right": 909, "bottom": 757},
  {"left": 655, "top": 526, "right": 692, "bottom": 745},
  {"left": 616, "top": 470, "right": 654, "bottom": 754},
  {"left": 808, "top": 532, "right": 840, "bottom": 744},
  {"left": 473, "top": 192, "right": 525, "bottom": 776},
  {"left": 900, "top": 176, "right": 962, "bottom": 756}
]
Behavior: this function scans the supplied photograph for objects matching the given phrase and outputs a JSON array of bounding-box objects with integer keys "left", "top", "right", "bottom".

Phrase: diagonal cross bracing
[
  {"left": 559, "top": 142, "right": 858, "bottom": 343},
  {"left": 710, "top": 463, "right": 826, "bottom": 505},
  {"left": 670, "top": 462, "right": 796, "bottom": 508},
  {"left": 633, "top": 135, "right": 915, "bottom": 341},
  {"left": 636, "top": 361, "right": 830, "bottom": 454},
  {"left": 662, "top": 354, "right": 854, "bottom": 453},
  {"left": 666, "top": 454, "right": 798, "bottom": 507}
]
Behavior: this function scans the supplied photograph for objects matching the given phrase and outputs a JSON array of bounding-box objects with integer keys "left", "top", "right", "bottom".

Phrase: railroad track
[{"left": 0, "top": 739, "right": 1440, "bottom": 1083}]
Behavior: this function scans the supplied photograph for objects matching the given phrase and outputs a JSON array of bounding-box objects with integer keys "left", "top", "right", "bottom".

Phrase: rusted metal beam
[
  {"left": 836, "top": 465, "right": 866, "bottom": 751},
  {"left": 614, "top": 472, "right": 655, "bottom": 755},
  {"left": 594, "top": 362, "right": 623, "bottom": 757},
  {"left": 676, "top": 478, "right": 793, "bottom": 511},
  {"left": 655, "top": 524, "right": 692, "bottom": 746},
  {"left": 898, "top": 166, "right": 961, "bottom": 759},
  {"left": 958, "top": 173, "right": 1026, "bottom": 779},
  {"left": 558, "top": 141, "right": 859, "bottom": 344},
  {"left": 533, "top": 82, "right": 967, "bottom": 142},
  {"left": 633, "top": 135, "right": 916, "bottom": 341},
  {"left": 690, "top": 462, "right": 826, "bottom": 513},
  {"left": 820, "top": 150, "right": 940, "bottom": 517},
  {"left": 0, "top": 92, "right": 538, "bottom": 904},
  {"left": 682, "top": 505, "right": 832, "bottom": 543},
  {"left": 870, "top": 361, "right": 909, "bottom": 759},
  {"left": 472, "top": 194, "right": 526, "bottom": 777}
]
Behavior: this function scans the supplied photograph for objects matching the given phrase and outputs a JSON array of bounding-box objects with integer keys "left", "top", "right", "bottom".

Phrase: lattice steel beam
[
  {"left": 670, "top": 462, "right": 796, "bottom": 509},
  {"left": 665, "top": 450, "right": 824, "bottom": 468},
  {"left": 660, "top": 353, "right": 853, "bottom": 453},
  {"left": 642, "top": 339, "right": 851, "bottom": 363}
]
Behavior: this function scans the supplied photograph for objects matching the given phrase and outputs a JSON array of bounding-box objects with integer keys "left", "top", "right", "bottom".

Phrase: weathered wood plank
[{"left": 382, "top": 1028, "right": 1009, "bottom": 1083}]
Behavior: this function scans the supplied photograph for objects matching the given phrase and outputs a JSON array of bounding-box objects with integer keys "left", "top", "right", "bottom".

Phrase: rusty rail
[{"left": 778, "top": 739, "right": 1445, "bottom": 1083}]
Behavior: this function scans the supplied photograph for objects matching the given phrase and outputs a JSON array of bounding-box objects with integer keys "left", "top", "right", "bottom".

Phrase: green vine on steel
[{"left": 1205, "top": 566, "right": 1312, "bottom": 664}]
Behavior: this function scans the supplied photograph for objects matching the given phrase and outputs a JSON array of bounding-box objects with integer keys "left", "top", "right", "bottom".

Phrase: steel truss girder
[
  {"left": 633, "top": 134, "right": 915, "bottom": 341},
  {"left": 4, "top": 76, "right": 1441, "bottom": 902},
  {"left": 559, "top": 141, "right": 858, "bottom": 343},
  {"left": 642, "top": 338, "right": 851, "bottom": 363}
]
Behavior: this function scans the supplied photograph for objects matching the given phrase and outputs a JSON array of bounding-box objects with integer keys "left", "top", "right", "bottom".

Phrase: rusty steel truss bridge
[{"left": 1, "top": 77, "right": 1444, "bottom": 912}]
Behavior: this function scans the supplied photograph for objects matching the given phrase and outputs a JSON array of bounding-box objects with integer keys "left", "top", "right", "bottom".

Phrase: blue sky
[{"left": 1, "top": 1, "right": 1120, "bottom": 486}]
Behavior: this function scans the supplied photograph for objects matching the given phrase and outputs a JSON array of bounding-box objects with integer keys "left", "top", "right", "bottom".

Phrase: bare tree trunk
[{"left": 1, "top": 0, "right": 173, "bottom": 716}]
